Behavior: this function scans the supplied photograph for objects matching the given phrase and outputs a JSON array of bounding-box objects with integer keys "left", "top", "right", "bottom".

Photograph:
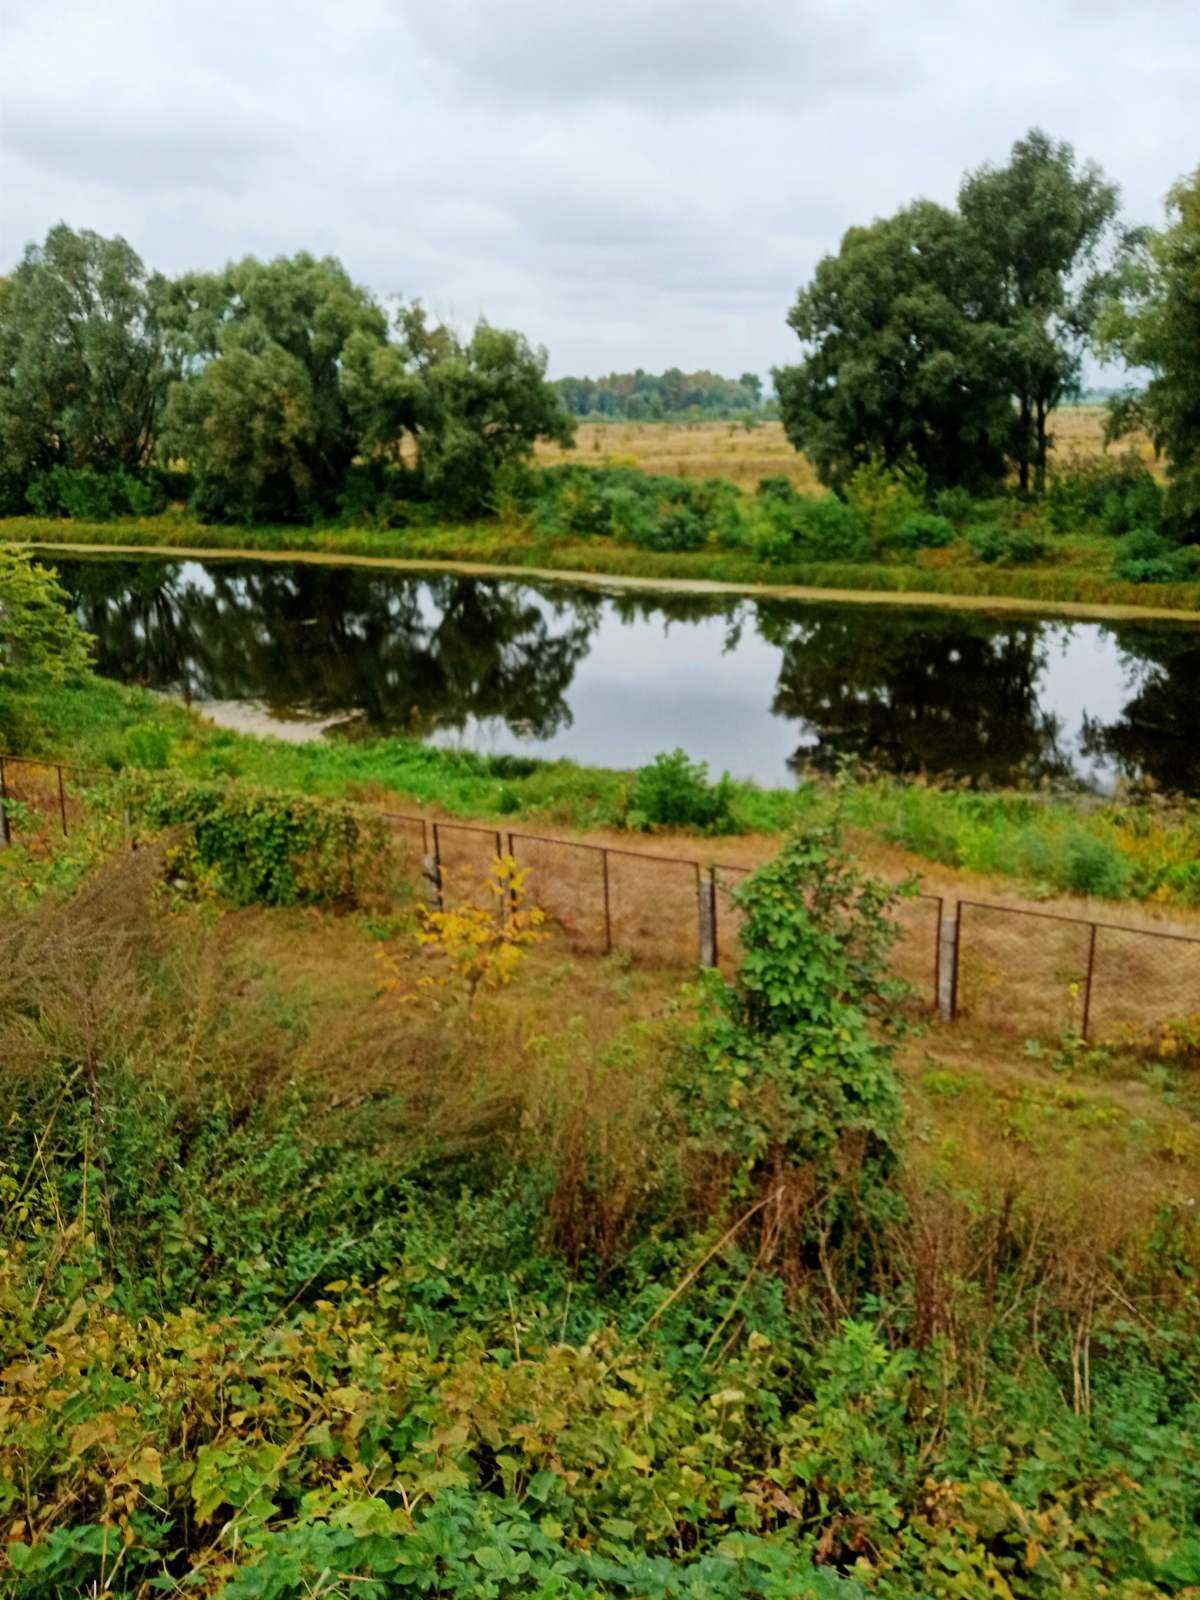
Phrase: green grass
[
  {"left": 9, "top": 671, "right": 1200, "bottom": 908},
  {"left": 6, "top": 511, "right": 1200, "bottom": 616}
]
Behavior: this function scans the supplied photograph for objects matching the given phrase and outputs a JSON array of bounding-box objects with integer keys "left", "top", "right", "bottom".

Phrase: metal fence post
[
  {"left": 946, "top": 902, "right": 963, "bottom": 1021},
  {"left": 0, "top": 758, "right": 9, "bottom": 848},
  {"left": 425, "top": 822, "right": 444, "bottom": 910},
  {"left": 1081, "top": 923, "right": 1098, "bottom": 1040},
  {"left": 57, "top": 765, "right": 68, "bottom": 836},
  {"left": 601, "top": 850, "right": 613, "bottom": 955},
  {"left": 697, "top": 865, "right": 716, "bottom": 967}
]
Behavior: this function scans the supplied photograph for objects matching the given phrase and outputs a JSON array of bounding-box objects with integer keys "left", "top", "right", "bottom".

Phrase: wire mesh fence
[
  {"left": 604, "top": 848, "right": 702, "bottom": 967},
  {"left": 508, "top": 832, "right": 610, "bottom": 954},
  {"left": 4, "top": 751, "right": 1199, "bottom": 1040}
]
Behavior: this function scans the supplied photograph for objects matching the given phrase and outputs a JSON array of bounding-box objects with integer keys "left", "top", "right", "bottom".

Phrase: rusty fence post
[
  {"left": 1081, "top": 923, "right": 1098, "bottom": 1041},
  {"left": 601, "top": 849, "right": 612, "bottom": 955},
  {"left": 425, "top": 822, "right": 444, "bottom": 910},
  {"left": 932, "top": 898, "right": 944, "bottom": 1012},
  {"left": 57, "top": 765, "right": 69, "bottom": 836},
  {"left": 0, "top": 758, "right": 9, "bottom": 848}
]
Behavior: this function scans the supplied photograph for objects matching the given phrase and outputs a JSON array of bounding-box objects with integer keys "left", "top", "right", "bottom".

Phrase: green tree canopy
[
  {"left": 341, "top": 303, "right": 574, "bottom": 516},
  {"left": 774, "top": 200, "right": 1011, "bottom": 492},
  {"left": 0, "top": 224, "right": 172, "bottom": 475},
  {"left": 775, "top": 131, "right": 1122, "bottom": 496},
  {"left": 959, "top": 129, "right": 1120, "bottom": 492},
  {"left": 1101, "top": 168, "right": 1200, "bottom": 538},
  {"left": 162, "top": 252, "right": 389, "bottom": 521}
]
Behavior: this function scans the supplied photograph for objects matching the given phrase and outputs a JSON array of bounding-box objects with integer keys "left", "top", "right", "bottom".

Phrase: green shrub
[
  {"left": 1063, "top": 830, "right": 1132, "bottom": 899},
  {"left": 628, "top": 748, "right": 739, "bottom": 834},
  {"left": 888, "top": 511, "right": 955, "bottom": 552},
  {"left": 115, "top": 773, "right": 391, "bottom": 905},
  {"left": 1046, "top": 456, "right": 1164, "bottom": 536},
  {"left": 843, "top": 459, "right": 926, "bottom": 541},
  {"left": 24, "top": 466, "right": 168, "bottom": 520},
  {"left": 672, "top": 827, "right": 906, "bottom": 1269},
  {"left": 1113, "top": 528, "right": 1200, "bottom": 584},
  {"left": 336, "top": 461, "right": 422, "bottom": 529},
  {"left": 967, "top": 525, "right": 1048, "bottom": 565},
  {"left": 933, "top": 486, "right": 975, "bottom": 528}
]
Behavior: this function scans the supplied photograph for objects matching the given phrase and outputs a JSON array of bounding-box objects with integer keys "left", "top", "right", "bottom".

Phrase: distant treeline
[{"left": 553, "top": 368, "right": 773, "bottom": 420}]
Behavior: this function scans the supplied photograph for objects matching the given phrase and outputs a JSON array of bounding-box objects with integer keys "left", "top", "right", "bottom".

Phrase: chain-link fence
[
  {"left": 947, "top": 898, "right": 1200, "bottom": 1042},
  {"left": 4, "top": 752, "right": 1199, "bottom": 1038}
]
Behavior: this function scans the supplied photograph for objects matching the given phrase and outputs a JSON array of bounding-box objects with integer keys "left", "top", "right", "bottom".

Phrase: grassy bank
[
  {"left": 6, "top": 511, "right": 1200, "bottom": 618},
  {"left": 9, "top": 669, "right": 1200, "bottom": 910}
]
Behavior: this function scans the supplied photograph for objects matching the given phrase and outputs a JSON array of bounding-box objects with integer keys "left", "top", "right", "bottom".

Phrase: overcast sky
[{"left": 1, "top": 0, "right": 1195, "bottom": 379}]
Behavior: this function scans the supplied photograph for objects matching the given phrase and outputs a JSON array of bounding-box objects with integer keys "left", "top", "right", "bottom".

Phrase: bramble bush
[
  {"left": 672, "top": 827, "right": 909, "bottom": 1278},
  {"left": 112, "top": 771, "right": 392, "bottom": 905}
]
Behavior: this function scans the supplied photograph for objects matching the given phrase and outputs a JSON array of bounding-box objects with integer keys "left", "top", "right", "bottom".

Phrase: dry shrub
[{"left": 891, "top": 1160, "right": 1200, "bottom": 1419}]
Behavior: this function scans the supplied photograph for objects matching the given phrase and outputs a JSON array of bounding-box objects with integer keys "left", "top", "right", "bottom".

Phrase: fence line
[{"left": 2, "top": 751, "right": 1198, "bottom": 1039}]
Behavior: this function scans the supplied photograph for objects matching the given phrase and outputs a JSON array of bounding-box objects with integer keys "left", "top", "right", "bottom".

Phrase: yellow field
[{"left": 535, "top": 407, "right": 1158, "bottom": 490}]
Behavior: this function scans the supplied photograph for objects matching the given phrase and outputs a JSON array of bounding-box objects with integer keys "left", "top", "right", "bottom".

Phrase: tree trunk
[
  {"left": 1016, "top": 395, "right": 1031, "bottom": 496},
  {"left": 1035, "top": 398, "right": 1048, "bottom": 495}
]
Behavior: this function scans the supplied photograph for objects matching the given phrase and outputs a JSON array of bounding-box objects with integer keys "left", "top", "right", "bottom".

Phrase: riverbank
[
  {"left": 7, "top": 514, "right": 1200, "bottom": 623},
  {"left": 9, "top": 669, "right": 1200, "bottom": 913}
]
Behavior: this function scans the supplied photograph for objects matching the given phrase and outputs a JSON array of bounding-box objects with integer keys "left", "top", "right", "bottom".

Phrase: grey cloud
[
  {"left": 0, "top": 0, "right": 1196, "bottom": 380},
  {"left": 399, "top": 0, "right": 907, "bottom": 106},
  {"left": 2, "top": 102, "right": 279, "bottom": 194}
]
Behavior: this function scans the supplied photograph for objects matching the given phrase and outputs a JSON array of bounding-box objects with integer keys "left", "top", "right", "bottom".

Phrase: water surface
[{"left": 56, "top": 554, "right": 1200, "bottom": 794}]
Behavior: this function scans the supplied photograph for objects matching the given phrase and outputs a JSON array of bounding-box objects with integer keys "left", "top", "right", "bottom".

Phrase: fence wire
[
  {"left": 508, "top": 832, "right": 609, "bottom": 954},
  {"left": 4, "top": 752, "right": 1199, "bottom": 1039}
]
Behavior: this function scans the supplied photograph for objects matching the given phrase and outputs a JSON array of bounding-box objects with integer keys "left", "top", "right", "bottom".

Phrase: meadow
[{"left": 533, "top": 409, "right": 1159, "bottom": 492}]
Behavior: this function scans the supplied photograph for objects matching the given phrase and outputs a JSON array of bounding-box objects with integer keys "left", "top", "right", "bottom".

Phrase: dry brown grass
[
  {"left": 535, "top": 419, "right": 824, "bottom": 492},
  {"left": 534, "top": 408, "right": 1160, "bottom": 491}
]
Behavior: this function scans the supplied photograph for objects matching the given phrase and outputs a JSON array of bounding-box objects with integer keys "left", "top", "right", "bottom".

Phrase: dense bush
[
  {"left": 1113, "top": 528, "right": 1200, "bottom": 583},
  {"left": 627, "top": 748, "right": 740, "bottom": 834},
  {"left": 967, "top": 524, "right": 1048, "bottom": 564},
  {"left": 535, "top": 465, "right": 748, "bottom": 553},
  {"left": 673, "top": 828, "right": 907, "bottom": 1273},
  {"left": 23, "top": 465, "right": 169, "bottom": 520},
  {"left": 114, "top": 772, "right": 391, "bottom": 905},
  {"left": 887, "top": 510, "right": 956, "bottom": 552},
  {"left": 1045, "top": 457, "right": 1165, "bottom": 537}
]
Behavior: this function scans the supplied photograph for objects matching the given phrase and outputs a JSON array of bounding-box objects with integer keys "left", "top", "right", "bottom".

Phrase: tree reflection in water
[
  {"left": 55, "top": 557, "right": 1200, "bottom": 794},
  {"left": 756, "top": 604, "right": 1075, "bottom": 785},
  {"left": 63, "top": 558, "right": 600, "bottom": 740}
]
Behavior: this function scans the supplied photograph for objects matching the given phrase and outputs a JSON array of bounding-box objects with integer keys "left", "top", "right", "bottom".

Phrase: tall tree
[
  {"left": 161, "top": 253, "right": 390, "bottom": 521},
  {"left": 341, "top": 304, "right": 574, "bottom": 515},
  {"left": 960, "top": 130, "right": 1120, "bottom": 493},
  {"left": 1101, "top": 168, "right": 1200, "bottom": 538},
  {"left": 774, "top": 201, "right": 1010, "bottom": 492},
  {"left": 0, "top": 225, "right": 172, "bottom": 475}
]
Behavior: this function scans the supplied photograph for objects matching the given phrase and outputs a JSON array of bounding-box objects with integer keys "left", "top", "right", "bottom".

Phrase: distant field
[{"left": 535, "top": 406, "right": 1159, "bottom": 490}]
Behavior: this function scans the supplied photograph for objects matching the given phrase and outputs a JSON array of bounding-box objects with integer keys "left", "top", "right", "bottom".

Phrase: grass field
[{"left": 534, "top": 406, "right": 1160, "bottom": 490}]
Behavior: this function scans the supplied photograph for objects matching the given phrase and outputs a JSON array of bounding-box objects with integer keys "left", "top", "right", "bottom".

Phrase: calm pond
[{"left": 55, "top": 554, "right": 1200, "bottom": 794}]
